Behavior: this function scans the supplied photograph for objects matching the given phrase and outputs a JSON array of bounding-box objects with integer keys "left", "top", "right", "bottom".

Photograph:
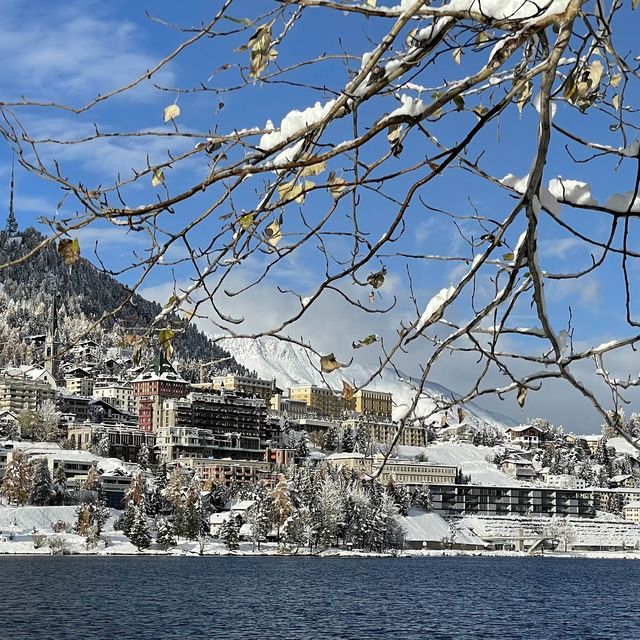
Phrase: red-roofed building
[{"left": 132, "top": 351, "right": 189, "bottom": 432}]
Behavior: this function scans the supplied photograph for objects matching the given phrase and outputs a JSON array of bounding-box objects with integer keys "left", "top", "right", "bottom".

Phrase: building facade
[
  {"left": 155, "top": 425, "right": 263, "bottom": 461},
  {"left": 289, "top": 385, "right": 346, "bottom": 418},
  {"left": 93, "top": 382, "right": 135, "bottom": 413},
  {"left": 0, "top": 369, "right": 57, "bottom": 413},
  {"left": 270, "top": 394, "right": 309, "bottom": 419},
  {"left": 429, "top": 484, "right": 595, "bottom": 518},
  {"left": 352, "top": 389, "right": 393, "bottom": 418},
  {"left": 68, "top": 423, "right": 155, "bottom": 462},
  {"left": 199, "top": 375, "right": 278, "bottom": 403},
  {"left": 64, "top": 376, "right": 95, "bottom": 397},
  {"left": 132, "top": 352, "right": 190, "bottom": 432},
  {"left": 341, "top": 417, "right": 426, "bottom": 448}
]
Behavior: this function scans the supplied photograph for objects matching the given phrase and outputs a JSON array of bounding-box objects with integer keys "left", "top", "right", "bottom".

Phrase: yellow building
[
  {"left": 353, "top": 389, "right": 393, "bottom": 418},
  {"left": 289, "top": 385, "right": 346, "bottom": 418}
]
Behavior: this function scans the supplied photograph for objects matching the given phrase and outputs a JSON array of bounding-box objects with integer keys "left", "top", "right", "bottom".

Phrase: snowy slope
[
  {"left": 216, "top": 335, "right": 514, "bottom": 431},
  {"left": 398, "top": 443, "right": 518, "bottom": 487}
]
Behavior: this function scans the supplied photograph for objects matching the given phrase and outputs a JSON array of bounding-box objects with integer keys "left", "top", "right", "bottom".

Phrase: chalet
[
  {"left": 610, "top": 474, "right": 637, "bottom": 489},
  {"left": 505, "top": 425, "right": 544, "bottom": 449}
]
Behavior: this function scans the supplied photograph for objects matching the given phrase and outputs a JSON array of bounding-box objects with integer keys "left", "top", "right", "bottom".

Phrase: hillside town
[{"left": 2, "top": 285, "right": 640, "bottom": 557}]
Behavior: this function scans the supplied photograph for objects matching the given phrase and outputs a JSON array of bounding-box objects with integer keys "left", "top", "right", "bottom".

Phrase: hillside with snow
[{"left": 216, "top": 335, "right": 515, "bottom": 431}]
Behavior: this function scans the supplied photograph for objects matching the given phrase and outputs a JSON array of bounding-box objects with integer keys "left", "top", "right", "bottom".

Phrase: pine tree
[
  {"left": 294, "top": 433, "right": 310, "bottom": 462},
  {"left": 182, "top": 475, "right": 205, "bottom": 540},
  {"left": 137, "top": 443, "right": 150, "bottom": 470},
  {"left": 155, "top": 516, "right": 176, "bottom": 550},
  {"left": 220, "top": 516, "right": 240, "bottom": 551},
  {"left": 2, "top": 450, "right": 31, "bottom": 505},
  {"left": 323, "top": 423, "right": 340, "bottom": 452},
  {"left": 412, "top": 485, "right": 433, "bottom": 511},
  {"left": 165, "top": 469, "right": 185, "bottom": 511},
  {"left": 386, "top": 480, "right": 410, "bottom": 516},
  {"left": 95, "top": 433, "right": 110, "bottom": 458},
  {"left": 312, "top": 477, "right": 343, "bottom": 549},
  {"left": 209, "top": 481, "right": 228, "bottom": 513},
  {"left": 150, "top": 463, "right": 169, "bottom": 515},
  {"left": 75, "top": 502, "right": 110, "bottom": 539},
  {"left": 117, "top": 471, "right": 147, "bottom": 535},
  {"left": 128, "top": 504, "right": 151, "bottom": 551},
  {"left": 343, "top": 484, "right": 372, "bottom": 548},
  {"left": 342, "top": 426, "right": 356, "bottom": 453},
  {"left": 127, "top": 471, "right": 147, "bottom": 506},
  {"left": 354, "top": 421, "right": 368, "bottom": 453},
  {"left": 248, "top": 493, "right": 273, "bottom": 550},
  {"left": 29, "top": 458, "right": 54, "bottom": 506},
  {"left": 75, "top": 503, "right": 92, "bottom": 536},
  {"left": 283, "top": 506, "right": 312, "bottom": 549},
  {"left": 52, "top": 465, "right": 71, "bottom": 505},
  {"left": 371, "top": 493, "right": 405, "bottom": 552}
]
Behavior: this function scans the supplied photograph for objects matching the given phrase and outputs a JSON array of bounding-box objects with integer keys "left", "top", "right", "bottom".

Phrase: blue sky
[{"left": 1, "top": 0, "right": 640, "bottom": 432}]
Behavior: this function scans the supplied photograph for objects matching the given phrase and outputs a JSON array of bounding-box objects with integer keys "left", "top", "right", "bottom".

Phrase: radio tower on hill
[{"left": 5, "top": 155, "right": 18, "bottom": 236}]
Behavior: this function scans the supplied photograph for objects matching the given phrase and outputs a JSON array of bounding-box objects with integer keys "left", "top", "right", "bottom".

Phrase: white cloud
[{"left": 0, "top": 0, "right": 174, "bottom": 104}]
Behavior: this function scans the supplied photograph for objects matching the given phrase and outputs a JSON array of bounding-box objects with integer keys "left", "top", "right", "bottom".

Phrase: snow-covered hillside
[
  {"left": 399, "top": 443, "right": 518, "bottom": 487},
  {"left": 216, "top": 335, "right": 514, "bottom": 431}
]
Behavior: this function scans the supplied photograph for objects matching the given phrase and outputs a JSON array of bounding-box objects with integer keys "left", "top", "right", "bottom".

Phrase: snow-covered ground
[
  {"left": 2, "top": 506, "right": 639, "bottom": 559},
  {"left": 217, "top": 335, "right": 514, "bottom": 430}
]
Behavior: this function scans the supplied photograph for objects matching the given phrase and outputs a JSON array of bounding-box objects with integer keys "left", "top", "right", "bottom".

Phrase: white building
[
  {"left": 93, "top": 381, "right": 135, "bottom": 413},
  {"left": 623, "top": 501, "right": 640, "bottom": 524}
]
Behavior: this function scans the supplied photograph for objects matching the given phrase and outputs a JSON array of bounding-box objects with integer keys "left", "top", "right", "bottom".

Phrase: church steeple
[{"left": 5, "top": 155, "right": 18, "bottom": 236}]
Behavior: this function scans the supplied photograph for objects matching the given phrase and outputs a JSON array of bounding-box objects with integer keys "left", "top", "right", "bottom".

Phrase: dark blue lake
[{"left": 0, "top": 556, "right": 637, "bottom": 639}]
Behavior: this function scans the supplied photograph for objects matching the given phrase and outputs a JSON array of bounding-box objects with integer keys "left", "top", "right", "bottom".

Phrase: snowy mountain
[{"left": 216, "top": 335, "right": 515, "bottom": 431}]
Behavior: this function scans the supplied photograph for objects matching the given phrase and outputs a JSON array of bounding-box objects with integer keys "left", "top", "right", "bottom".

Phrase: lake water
[{"left": 1, "top": 555, "right": 638, "bottom": 639}]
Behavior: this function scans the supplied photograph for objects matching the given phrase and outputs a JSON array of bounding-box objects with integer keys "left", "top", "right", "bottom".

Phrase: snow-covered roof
[
  {"left": 611, "top": 474, "right": 634, "bottom": 483},
  {"left": 327, "top": 452, "right": 365, "bottom": 461},
  {"left": 27, "top": 448, "right": 97, "bottom": 462},
  {"left": 506, "top": 425, "right": 543, "bottom": 434},
  {"left": 132, "top": 351, "right": 187, "bottom": 385},
  {"left": 501, "top": 457, "right": 534, "bottom": 466},
  {"left": 210, "top": 512, "right": 232, "bottom": 526},
  {"left": 230, "top": 500, "right": 256, "bottom": 512},
  {"left": 607, "top": 438, "right": 640, "bottom": 458},
  {"left": 2, "top": 441, "right": 62, "bottom": 452},
  {"left": 19, "top": 365, "right": 50, "bottom": 380}
]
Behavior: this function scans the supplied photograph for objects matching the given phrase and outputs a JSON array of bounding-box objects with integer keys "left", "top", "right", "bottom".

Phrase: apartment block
[{"left": 429, "top": 484, "right": 595, "bottom": 518}]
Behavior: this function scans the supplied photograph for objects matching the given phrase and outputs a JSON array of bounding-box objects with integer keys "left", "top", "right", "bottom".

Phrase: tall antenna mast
[
  {"left": 9, "top": 155, "right": 14, "bottom": 218},
  {"left": 5, "top": 154, "right": 18, "bottom": 235}
]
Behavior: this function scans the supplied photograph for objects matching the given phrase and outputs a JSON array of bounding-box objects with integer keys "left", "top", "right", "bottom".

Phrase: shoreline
[{"left": 1, "top": 547, "right": 639, "bottom": 560}]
